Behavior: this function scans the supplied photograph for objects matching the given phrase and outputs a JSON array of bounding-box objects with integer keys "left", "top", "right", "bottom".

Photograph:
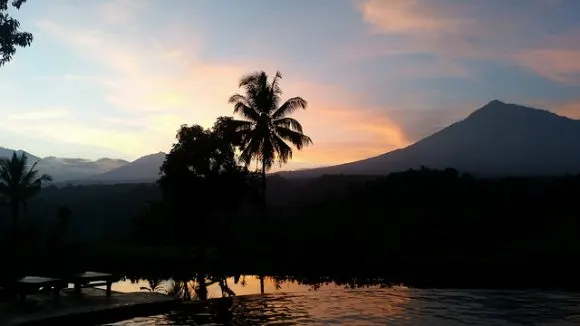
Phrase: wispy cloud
[
  {"left": 355, "top": 0, "right": 580, "bottom": 85},
  {"left": 517, "top": 49, "right": 580, "bottom": 85},
  {"left": 357, "top": 0, "right": 471, "bottom": 35},
  {"left": 6, "top": 108, "right": 69, "bottom": 121},
  {"left": 547, "top": 100, "right": 580, "bottom": 119}
]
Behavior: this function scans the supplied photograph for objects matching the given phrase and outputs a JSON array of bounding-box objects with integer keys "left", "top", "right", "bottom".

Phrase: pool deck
[{"left": 0, "top": 288, "right": 179, "bottom": 326}]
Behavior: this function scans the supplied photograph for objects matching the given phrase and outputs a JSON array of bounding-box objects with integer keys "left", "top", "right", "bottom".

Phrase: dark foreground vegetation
[{"left": 4, "top": 169, "right": 580, "bottom": 293}]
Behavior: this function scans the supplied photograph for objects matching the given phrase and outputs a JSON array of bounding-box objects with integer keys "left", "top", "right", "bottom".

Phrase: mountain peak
[
  {"left": 487, "top": 99, "right": 505, "bottom": 105},
  {"left": 132, "top": 152, "right": 166, "bottom": 163},
  {"left": 466, "top": 100, "right": 564, "bottom": 123}
]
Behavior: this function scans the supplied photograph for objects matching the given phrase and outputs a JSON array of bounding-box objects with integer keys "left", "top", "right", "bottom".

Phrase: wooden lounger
[
  {"left": 16, "top": 276, "right": 63, "bottom": 302},
  {"left": 69, "top": 271, "right": 118, "bottom": 297}
]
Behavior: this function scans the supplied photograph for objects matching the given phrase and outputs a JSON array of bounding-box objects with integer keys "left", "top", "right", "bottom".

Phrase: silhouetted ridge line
[{"left": 277, "top": 100, "right": 580, "bottom": 178}]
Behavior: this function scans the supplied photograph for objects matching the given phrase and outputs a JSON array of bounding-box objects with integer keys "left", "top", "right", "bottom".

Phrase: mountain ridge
[
  {"left": 277, "top": 100, "right": 580, "bottom": 178},
  {"left": 0, "top": 148, "right": 136, "bottom": 182}
]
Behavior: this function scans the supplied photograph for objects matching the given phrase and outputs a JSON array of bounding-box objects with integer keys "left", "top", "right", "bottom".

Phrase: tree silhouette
[
  {"left": 0, "top": 0, "right": 32, "bottom": 66},
  {"left": 158, "top": 121, "right": 252, "bottom": 241},
  {"left": 157, "top": 119, "right": 255, "bottom": 298},
  {"left": 140, "top": 278, "right": 167, "bottom": 294},
  {"left": 228, "top": 71, "right": 312, "bottom": 204},
  {"left": 228, "top": 71, "right": 312, "bottom": 293},
  {"left": 0, "top": 152, "right": 51, "bottom": 223}
]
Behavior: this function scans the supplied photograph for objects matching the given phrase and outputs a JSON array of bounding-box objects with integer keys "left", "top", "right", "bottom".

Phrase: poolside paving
[{"left": 0, "top": 287, "right": 179, "bottom": 326}]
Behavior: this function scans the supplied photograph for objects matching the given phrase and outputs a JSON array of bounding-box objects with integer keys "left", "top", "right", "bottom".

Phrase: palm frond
[
  {"left": 238, "top": 71, "right": 264, "bottom": 88},
  {"left": 0, "top": 152, "right": 52, "bottom": 222},
  {"left": 268, "top": 71, "right": 283, "bottom": 112},
  {"left": 275, "top": 127, "right": 313, "bottom": 150},
  {"left": 0, "top": 159, "right": 14, "bottom": 188},
  {"left": 272, "top": 134, "right": 293, "bottom": 164},
  {"left": 229, "top": 97, "right": 260, "bottom": 122},
  {"left": 273, "top": 117, "right": 304, "bottom": 133},
  {"left": 239, "top": 137, "right": 261, "bottom": 166},
  {"left": 261, "top": 138, "right": 276, "bottom": 170},
  {"left": 21, "top": 160, "right": 40, "bottom": 185},
  {"left": 228, "top": 93, "right": 248, "bottom": 105},
  {"left": 272, "top": 97, "right": 307, "bottom": 119}
]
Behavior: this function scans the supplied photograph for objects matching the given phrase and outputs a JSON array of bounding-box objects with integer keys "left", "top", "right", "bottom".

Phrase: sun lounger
[
  {"left": 69, "top": 271, "right": 118, "bottom": 297},
  {"left": 16, "top": 276, "right": 63, "bottom": 302}
]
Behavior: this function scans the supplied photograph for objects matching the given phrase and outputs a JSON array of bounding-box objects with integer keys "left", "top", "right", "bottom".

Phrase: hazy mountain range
[
  {"left": 2, "top": 100, "right": 580, "bottom": 184},
  {"left": 0, "top": 148, "right": 165, "bottom": 184}
]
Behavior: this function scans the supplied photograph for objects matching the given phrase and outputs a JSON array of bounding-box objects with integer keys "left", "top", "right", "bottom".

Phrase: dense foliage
[
  {"left": 4, "top": 168, "right": 580, "bottom": 289},
  {"left": 0, "top": 0, "right": 32, "bottom": 66},
  {"left": 0, "top": 152, "right": 51, "bottom": 222}
]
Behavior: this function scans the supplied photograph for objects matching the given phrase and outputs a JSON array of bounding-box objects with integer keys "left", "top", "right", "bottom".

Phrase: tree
[
  {"left": 0, "top": 0, "right": 32, "bottom": 66},
  {"left": 228, "top": 71, "right": 312, "bottom": 205},
  {"left": 0, "top": 152, "right": 51, "bottom": 223},
  {"left": 157, "top": 118, "right": 255, "bottom": 299},
  {"left": 228, "top": 71, "right": 312, "bottom": 294},
  {"left": 140, "top": 278, "right": 167, "bottom": 294}
]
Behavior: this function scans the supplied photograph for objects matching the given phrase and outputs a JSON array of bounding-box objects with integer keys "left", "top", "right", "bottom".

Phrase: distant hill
[
  {"left": 83, "top": 152, "right": 166, "bottom": 183},
  {"left": 0, "top": 147, "right": 129, "bottom": 182},
  {"left": 37, "top": 157, "right": 129, "bottom": 182},
  {"left": 279, "top": 100, "right": 580, "bottom": 178},
  {"left": 0, "top": 147, "right": 40, "bottom": 161}
]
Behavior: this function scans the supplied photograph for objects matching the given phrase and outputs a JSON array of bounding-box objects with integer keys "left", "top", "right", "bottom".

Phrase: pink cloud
[
  {"left": 548, "top": 100, "right": 580, "bottom": 119},
  {"left": 355, "top": 0, "right": 580, "bottom": 85},
  {"left": 517, "top": 49, "right": 580, "bottom": 85},
  {"left": 356, "top": 0, "right": 472, "bottom": 36}
]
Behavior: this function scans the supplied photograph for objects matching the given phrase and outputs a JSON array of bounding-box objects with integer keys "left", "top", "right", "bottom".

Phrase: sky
[{"left": 1, "top": 0, "right": 580, "bottom": 170}]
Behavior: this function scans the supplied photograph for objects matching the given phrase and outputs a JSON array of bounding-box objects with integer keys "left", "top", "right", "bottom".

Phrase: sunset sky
[{"left": 1, "top": 0, "right": 580, "bottom": 170}]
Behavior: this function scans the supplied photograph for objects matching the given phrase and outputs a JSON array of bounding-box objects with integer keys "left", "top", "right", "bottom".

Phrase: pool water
[{"left": 104, "top": 286, "right": 580, "bottom": 325}]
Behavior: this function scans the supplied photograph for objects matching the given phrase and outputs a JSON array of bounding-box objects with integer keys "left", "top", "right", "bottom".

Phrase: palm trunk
[
  {"left": 260, "top": 159, "right": 267, "bottom": 294},
  {"left": 261, "top": 158, "right": 267, "bottom": 207},
  {"left": 260, "top": 276, "right": 265, "bottom": 294},
  {"left": 196, "top": 274, "right": 208, "bottom": 300},
  {"left": 11, "top": 200, "right": 19, "bottom": 226}
]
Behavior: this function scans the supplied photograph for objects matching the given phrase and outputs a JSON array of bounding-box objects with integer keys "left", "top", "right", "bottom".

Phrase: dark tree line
[{"left": 130, "top": 165, "right": 580, "bottom": 290}]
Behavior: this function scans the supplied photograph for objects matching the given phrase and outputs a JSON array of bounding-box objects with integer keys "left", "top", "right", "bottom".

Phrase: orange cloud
[
  {"left": 357, "top": 0, "right": 470, "bottom": 35},
  {"left": 355, "top": 0, "right": 580, "bottom": 85},
  {"left": 97, "top": 0, "right": 148, "bottom": 25},
  {"left": 517, "top": 49, "right": 580, "bottom": 85},
  {"left": 550, "top": 100, "right": 580, "bottom": 119},
  {"left": 285, "top": 83, "right": 411, "bottom": 166},
  {"left": 0, "top": 108, "right": 150, "bottom": 158}
]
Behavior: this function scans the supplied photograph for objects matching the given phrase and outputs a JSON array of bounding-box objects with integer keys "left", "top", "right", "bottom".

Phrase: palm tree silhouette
[
  {"left": 140, "top": 278, "right": 167, "bottom": 294},
  {"left": 0, "top": 152, "right": 52, "bottom": 223},
  {"left": 228, "top": 71, "right": 312, "bottom": 202},
  {"left": 228, "top": 71, "right": 312, "bottom": 294}
]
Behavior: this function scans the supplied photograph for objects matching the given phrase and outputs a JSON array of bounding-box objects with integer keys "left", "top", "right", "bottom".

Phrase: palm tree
[
  {"left": 228, "top": 71, "right": 312, "bottom": 203},
  {"left": 167, "top": 279, "right": 196, "bottom": 300},
  {"left": 0, "top": 152, "right": 52, "bottom": 223},
  {"left": 140, "top": 278, "right": 167, "bottom": 294},
  {"left": 228, "top": 71, "right": 312, "bottom": 294}
]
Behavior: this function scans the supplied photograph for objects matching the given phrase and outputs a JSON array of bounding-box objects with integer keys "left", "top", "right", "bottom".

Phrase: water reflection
[
  {"left": 111, "top": 276, "right": 343, "bottom": 297},
  {"left": 106, "top": 286, "right": 580, "bottom": 325}
]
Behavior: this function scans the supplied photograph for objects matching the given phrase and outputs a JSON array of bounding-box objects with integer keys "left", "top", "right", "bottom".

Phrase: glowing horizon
[{"left": 1, "top": 0, "right": 580, "bottom": 171}]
